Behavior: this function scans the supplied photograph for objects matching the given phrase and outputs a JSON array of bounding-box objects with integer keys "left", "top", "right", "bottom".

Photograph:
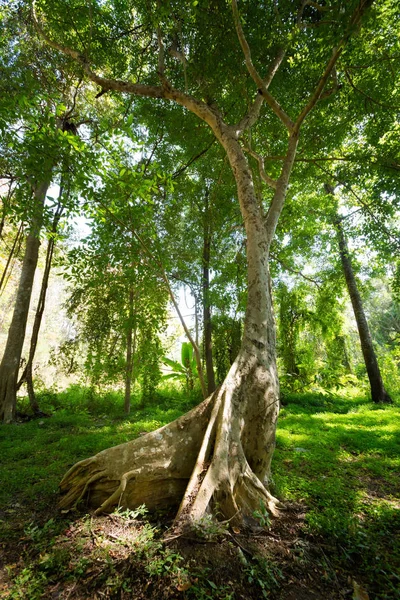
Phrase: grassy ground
[{"left": 0, "top": 386, "right": 399, "bottom": 599}]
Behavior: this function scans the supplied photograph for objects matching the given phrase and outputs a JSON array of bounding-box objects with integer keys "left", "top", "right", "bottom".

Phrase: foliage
[
  {"left": 276, "top": 279, "right": 353, "bottom": 393},
  {"left": 212, "top": 315, "right": 243, "bottom": 384},
  {"left": 162, "top": 342, "right": 198, "bottom": 391},
  {"left": 60, "top": 138, "right": 170, "bottom": 399}
]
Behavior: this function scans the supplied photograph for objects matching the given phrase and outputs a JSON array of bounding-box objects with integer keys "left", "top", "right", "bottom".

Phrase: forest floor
[{"left": 0, "top": 387, "right": 399, "bottom": 599}]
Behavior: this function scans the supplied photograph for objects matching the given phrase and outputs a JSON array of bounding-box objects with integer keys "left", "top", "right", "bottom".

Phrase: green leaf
[
  {"left": 162, "top": 357, "right": 184, "bottom": 373},
  {"left": 181, "top": 342, "right": 192, "bottom": 367}
]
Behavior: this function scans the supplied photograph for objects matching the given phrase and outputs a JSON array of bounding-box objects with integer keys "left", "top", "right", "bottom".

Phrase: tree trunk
[
  {"left": 58, "top": 132, "right": 297, "bottom": 525},
  {"left": 202, "top": 191, "right": 216, "bottom": 395},
  {"left": 0, "top": 223, "right": 23, "bottom": 293},
  {"left": 17, "top": 200, "right": 63, "bottom": 413},
  {"left": 335, "top": 218, "right": 392, "bottom": 403},
  {"left": 124, "top": 288, "right": 135, "bottom": 415},
  {"left": 0, "top": 182, "right": 15, "bottom": 240},
  {"left": 0, "top": 179, "right": 50, "bottom": 423}
]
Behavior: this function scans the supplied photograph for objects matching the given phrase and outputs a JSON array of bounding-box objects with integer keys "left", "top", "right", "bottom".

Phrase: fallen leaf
[
  {"left": 177, "top": 581, "right": 192, "bottom": 592},
  {"left": 353, "top": 580, "right": 369, "bottom": 600}
]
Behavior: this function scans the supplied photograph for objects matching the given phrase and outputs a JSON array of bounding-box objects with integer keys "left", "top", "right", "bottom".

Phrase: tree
[
  {"left": 33, "top": 0, "right": 385, "bottom": 524},
  {"left": 16, "top": 193, "right": 65, "bottom": 414},
  {"left": 333, "top": 208, "right": 392, "bottom": 403}
]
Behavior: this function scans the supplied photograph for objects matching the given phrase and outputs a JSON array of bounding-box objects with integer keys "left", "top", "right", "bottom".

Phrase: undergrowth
[{"left": 0, "top": 386, "right": 399, "bottom": 599}]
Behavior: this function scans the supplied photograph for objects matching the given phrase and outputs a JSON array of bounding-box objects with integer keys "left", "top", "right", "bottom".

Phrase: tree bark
[
  {"left": 17, "top": 200, "right": 63, "bottom": 413},
  {"left": 335, "top": 217, "right": 392, "bottom": 403},
  {"left": 59, "top": 132, "right": 294, "bottom": 525},
  {"left": 202, "top": 191, "right": 216, "bottom": 395},
  {"left": 0, "top": 178, "right": 51, "bottom": 423},
  {"left": 0, "top": 223, "right": 23, "bottom": 293}
]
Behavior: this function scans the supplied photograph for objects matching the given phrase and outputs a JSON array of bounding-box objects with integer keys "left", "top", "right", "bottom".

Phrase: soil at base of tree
[{"left": 0, "top": 502, "right": 365, "bottom": 600}]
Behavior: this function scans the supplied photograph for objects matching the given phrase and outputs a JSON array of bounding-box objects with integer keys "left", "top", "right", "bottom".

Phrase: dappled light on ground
[{"left": 1, "top": 388, "right": 399, "bottom": 599}]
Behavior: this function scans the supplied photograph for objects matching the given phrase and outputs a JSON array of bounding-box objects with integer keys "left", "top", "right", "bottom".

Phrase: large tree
[{"left": 33, "top": 0, "right": 387, "bottom": 524}]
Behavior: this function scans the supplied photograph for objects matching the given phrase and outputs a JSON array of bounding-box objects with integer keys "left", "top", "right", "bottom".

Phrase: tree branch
[
  {"left": 316, "top": 162, "right": 400, "bottom": 250},
  {"left": 270, "top": 251, "right": 322, "bottom": 288},
  {"left": 345, "top": 68, "right": 400, "bottom": 110},
  {"left": 31, "top": 3, "right": 223, "bottom": 137},
  {"left": 234, "top": 47, "right": 286, "bottom": 135},
  {"left": 293, "top": 0, "right": 375, "bottom": 133},
  {"left": 172, "top": 138, "right": 216, "bottom": 179},
  {"left": 265, "top": 133, "right": 299, "bottom": 242},
  {"left": 231, "top": 0, "right": 293, "bottom": 131},
  {"left": 243, "top": 145, "right": 277, "bottom": 190}
]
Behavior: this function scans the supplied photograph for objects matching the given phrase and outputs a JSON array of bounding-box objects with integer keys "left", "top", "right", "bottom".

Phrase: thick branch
[
  {"left": 265, "top": 133, "right": 299, "bottom": 242},
  {"left": 31, "top": 4, "right": 223, "bottom": 137}
]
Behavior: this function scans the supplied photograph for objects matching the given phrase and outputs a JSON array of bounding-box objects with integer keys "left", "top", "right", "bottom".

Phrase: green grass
[
  {"left": 1, "top": 386, "right": 399, "bottom": 599},
  {"left": 0, "top": 384, "right": 201, "bottom": 510},
  {"left": 274, "top": 392, "right": 400, "bottom": 598}
]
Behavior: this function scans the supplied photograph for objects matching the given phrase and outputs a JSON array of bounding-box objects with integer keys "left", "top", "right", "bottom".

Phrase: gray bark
[{"left": 335, "top": 218, "right": 392, "bottom": 404}]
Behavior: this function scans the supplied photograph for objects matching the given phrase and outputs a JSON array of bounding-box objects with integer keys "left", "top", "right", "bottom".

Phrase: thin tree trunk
[
  {"left": 124, "top": 288, "right": 135, "bottom": 414},
  {"left": 0, "top": 178, "right": 51, "bottom": 423},
  {"left": 335, "top": 217, "right": 392, "bottom": 403},
  {"left": 17, "top": 199, "right": 64, "bottom": 413},
  {"left": 202, "top": 191, "right": 216, "bottom": 395},
  {"left": 194, "top": 295, "right": 199, "bottom": 349},
  {"left": 0, "top": 182, "right": 15, "bottom": 240},
  {"left": 0, "top": 223, "right": 23, "bottom": 293}
]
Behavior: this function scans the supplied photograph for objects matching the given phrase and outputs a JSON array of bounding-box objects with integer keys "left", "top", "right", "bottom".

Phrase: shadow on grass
[
  {"left": 1, "top": 388, "right": 399, "bottom": 599},
  {"left": 273, "top": 392, "right": 400, "bottom": 599}
]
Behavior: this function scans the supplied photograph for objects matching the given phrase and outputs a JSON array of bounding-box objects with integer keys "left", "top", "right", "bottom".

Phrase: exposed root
[
  {"left": 94, "top": 469, "right": 138, "bottom": 515},
  {"left": 72, "top": 471, "right": 107, "bottom": 509},
  {"left": 59, "top": 458, "right": 100, "bottom": 510},
  {"left": 58, "top": 353, "right": 281, "bottom": 529},
  {"left": 175, "top": 388, "right": 222, "bottom": 523},
  {"left": 58, "top": 396, "right": 214, "bottom": 513}
]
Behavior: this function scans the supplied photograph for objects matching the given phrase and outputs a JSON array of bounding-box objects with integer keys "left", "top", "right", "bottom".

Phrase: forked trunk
[
  {"left": 0, "top": 179, "right": 50, "bottom": 423},
  {"left": 336, "top": 218, "right": 392, "bottom": 404}
]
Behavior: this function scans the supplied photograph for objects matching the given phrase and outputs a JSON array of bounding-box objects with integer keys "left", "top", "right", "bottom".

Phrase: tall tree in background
[
  {"left": 332, "top": 206, "right": 392, "bottom": 404},
  {"left": 16, "top": 193, "right": 65, "bottom": 413},
  {"left": 32, "top": 0, "right": 395, "bottom": 524}
]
